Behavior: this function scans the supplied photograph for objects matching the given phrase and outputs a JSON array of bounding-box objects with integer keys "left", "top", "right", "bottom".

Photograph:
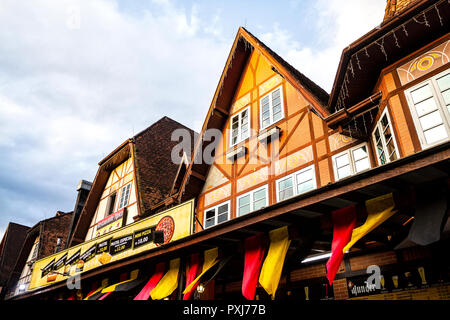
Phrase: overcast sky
[{"left": 0, "top": 0, "right": 386, "bottom": 240}]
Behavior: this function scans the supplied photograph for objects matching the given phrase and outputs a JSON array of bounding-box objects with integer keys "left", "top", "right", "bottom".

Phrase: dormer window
[
  {"left": 372, "top": 109, "right": 399, "bottom": 165},
  {"left": 230, "top": 107, "right": 250, "bottom": 147},
  {"left": 260, "top": 86, "right": 284, "bottom": 130},
  {"left": 105, "top": 192, "right": 117, "bottom": 217},
  {"left": 118, "top": 183, "right": 131, "bottom": 210}
]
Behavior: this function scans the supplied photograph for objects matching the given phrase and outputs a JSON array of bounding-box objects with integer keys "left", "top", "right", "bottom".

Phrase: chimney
[
  {"left": 65, "top": 180, "right": 92, "bottom": 248},
  {"left": 384, "top": 0, "right": 420, "bottom": 22}
]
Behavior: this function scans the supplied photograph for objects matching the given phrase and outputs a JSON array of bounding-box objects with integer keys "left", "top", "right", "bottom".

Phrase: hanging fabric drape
[
  {"left": 97, "top": 272, "right": 128, "bottom": 300},
  {"left": 326, "top": 206, "right": 357, "bottom": 285},
  {"left": 134, "top": 262, "right": 166, "bottom": 301},
  {"left": 242, "top": 234, "right": 266, "bottom": 300},
  {"left": 150, "top": 259, "right": 180, "bottom": 300},
  {"left": 183, "top": 253, "right": 201, "bottom": 300},
  {"left": 407, "top": 187, "right": 448, "bottom": 246},
  {"left": 259, "top": 227, "right": 291, "bottom": 299},
  {"left": 84, "top": 279, "right": 109, "bottom": 300},
  {"left": 183, "top": 248, "right": 219, "bottom": 294},
  {"left": 343, "top": 193, "right": 397, "bottom": 253},
  {"left": 101, "top": 269, "right": 141, "bottom": 293}
]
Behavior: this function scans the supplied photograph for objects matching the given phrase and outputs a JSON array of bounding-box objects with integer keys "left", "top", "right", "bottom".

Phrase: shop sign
[{"left": 28, "top": 199, "right": 194, "bottom": 291}]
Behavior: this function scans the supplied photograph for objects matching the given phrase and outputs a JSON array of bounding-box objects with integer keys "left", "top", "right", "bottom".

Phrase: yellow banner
[{"left": 28, "top": 199, "right": 194, "bottom": 291}]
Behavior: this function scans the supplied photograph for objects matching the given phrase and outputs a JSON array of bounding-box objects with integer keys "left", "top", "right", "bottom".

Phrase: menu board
[{"left": 28, "top": 199, "right": 194, "bottom": 291}]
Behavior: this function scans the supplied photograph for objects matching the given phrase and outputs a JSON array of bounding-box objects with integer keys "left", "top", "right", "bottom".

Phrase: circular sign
[{"left": 155, "top": 216, "right": 175, "bottom": 246}]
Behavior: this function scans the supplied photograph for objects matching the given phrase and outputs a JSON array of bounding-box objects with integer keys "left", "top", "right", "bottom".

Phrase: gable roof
[
  {"left": 172, "top": 27, "right": 331, "bottom": 203},
  {"left": 69, "top": 116, "right": 195, "bottom": 246},
  {"left": 328, "top": 0, "right": 447, "bottom": 113},
  {"left": 0, "top": 223, "right": 30, "bottom": 286}
]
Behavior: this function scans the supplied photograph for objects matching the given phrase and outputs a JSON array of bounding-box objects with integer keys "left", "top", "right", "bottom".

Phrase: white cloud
[
  {"left": 0, "top": 0, "right": 230, "bottom": 228},
  {"left": 260, "top": 0, "right": 386, "bottom": 92}
]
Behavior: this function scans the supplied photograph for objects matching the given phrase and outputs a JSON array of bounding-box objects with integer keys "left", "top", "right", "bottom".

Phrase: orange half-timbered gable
[
  {"left": 69, "top": 117, "right": 195, "bottom": 247},
  {"left": 84, "top": 156, "right": 138, "bottom": 241},
  {"left": 191, "top": 29, "right": 374, "bottom": 231},
  {"left": 177, "top": 1, "right": 449, "bottom": 234}
]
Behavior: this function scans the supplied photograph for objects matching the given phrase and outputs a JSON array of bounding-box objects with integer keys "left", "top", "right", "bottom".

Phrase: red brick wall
[
  {"left": 333, "top": 278, "right": 349, "bottom": 300},
  {"left": 349, "top": 251, "right": 397, "bottom": 271},
  {"left": 38, "top": 213, "right": 73, "bottom": 259},
  {"left": 290, "top": 264, "right": 326, "bottom": 282}
]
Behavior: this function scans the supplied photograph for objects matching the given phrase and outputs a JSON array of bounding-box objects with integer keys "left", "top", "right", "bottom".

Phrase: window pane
[
  {"left": 272, "top": 96, "right": 281, "bottom": 107},
  {"left": 374, "top": 128, "right": 381, "bottom": 143},
  {"left": 253, "top": 189, "right": 266, "bottom": 201},
  {"left": 206, "top": 210, "right": 215, "bottom": 219},
  {"left": 239, "top": 195, "right": 250, "bottom": 207},
  {"left": 273, "top": 111, "right": 283, "bottom": 122},
  {"left": 414, "top": 97, "right": 438, "bottom": 117},
  {"left": 424, "top": 124, "right": 448, "bottom": 145},
  {"left": 437, "top": 73, "right": 450, "bottom": 92},
  {"left": 217, "top": 213, "right": 228, "bottom": 224},
  {"left": 279, "top": 177, "right": 293, "bottom": 191},
  {"left": 239, "top": 204, "right": 251, "bottom": 216},
  {"left": 352, "top": 146, "right": 368, "bottom": 161},
  {"left": 272, "top": 88, "right": 280, "bottom": 99},
  {"left": 253, "top": 198, "right": 266, "bottom": 211},
  {"left": 297, "top": 168, "right": 313, "bottom": 184},
  {"left": 411, "top": 84, "right": 433, "bottom": 104},
  {"left": 355, "top": 158, "right": 371, "bottom": 173},
  {"left": 419, "top": 110, "right": 443, "bottom": 131},
  {"left": 386, "top": 139, "right": 397, "bottom": 159},
  {"left": 383, "top": 125, "right": 393, "bottom": 144},
  {"left": 335, "top": 154, "right": 350, "bottom": 168},
  {"left": 297, "top": 180, "right": 314, "bottom": 194},
  {"left": 205, "top": 218, "right": 215, "bottom": 229},
  {"left": 279, "top": 188, "right": 294, "bottom": 201},
  {"left": 337, "top": 165, "right": 352, "bottom": 179},
  {"left": 441, "top": 89, "right": 450, "bottom": 106},
  {"left": 218, "top": 204, "right": 228, "bottom": 215}
]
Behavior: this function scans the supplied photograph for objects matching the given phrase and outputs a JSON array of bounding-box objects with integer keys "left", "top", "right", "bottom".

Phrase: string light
[
  {"left": 435, "top": 4, "right": 443, "bottom": 26},
  {"left": 332, "top": 0, "right": 448, "bottom": 113},
  {"left": 375, "top": 37, "right": 388, "bottom": 61},
  {"left": 355, "top": 53, "right": 362, "bottom": 70},
  {"left": 393, "top": 31, "right": 400, "bottom": 48}
]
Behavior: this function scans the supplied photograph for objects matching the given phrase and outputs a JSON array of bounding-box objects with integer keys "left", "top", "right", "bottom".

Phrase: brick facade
[{"left": 384, "top": 0, "right": 420, "bottom": 21}]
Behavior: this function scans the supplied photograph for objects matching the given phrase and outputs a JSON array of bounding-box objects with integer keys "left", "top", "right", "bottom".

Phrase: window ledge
[
  {"left": 226, "top": 145, "right": 247, "bottom": 162},
  {"left": 258, "top": 126, "right": 281, "bottom": 144}
]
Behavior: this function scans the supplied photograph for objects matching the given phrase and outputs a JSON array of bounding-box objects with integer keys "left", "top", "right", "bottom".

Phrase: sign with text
[{"left": 28, "top": 199, "right": 194, "bottom": 291}]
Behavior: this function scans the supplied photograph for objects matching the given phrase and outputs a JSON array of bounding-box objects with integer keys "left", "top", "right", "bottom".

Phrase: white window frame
[
  {"left": 230, "top": 106, "right": 251, "bottom": 147},
  {"left": 275, "top": 165, "right": 317, "bottom": 203},
  {"left": 203, "top": 201, "right": 230, "bottom": 229},
  {"left": 332, "top": 143, "right": 372, "bottom": 181},
  {"left": 404, "top": 69, "right": 450, "bottom": 149},
  {"left": 372, "top": 108, "right": 400, "bottom": 166},
  {"left": 260, "top": 85, "right": 285, "bottom": 130},
  {"left": 237, "top": 185, "right": 269, "bottom": 217},
  {"left": 118, "top": 183, "right": 131, "bottom": 210}
]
